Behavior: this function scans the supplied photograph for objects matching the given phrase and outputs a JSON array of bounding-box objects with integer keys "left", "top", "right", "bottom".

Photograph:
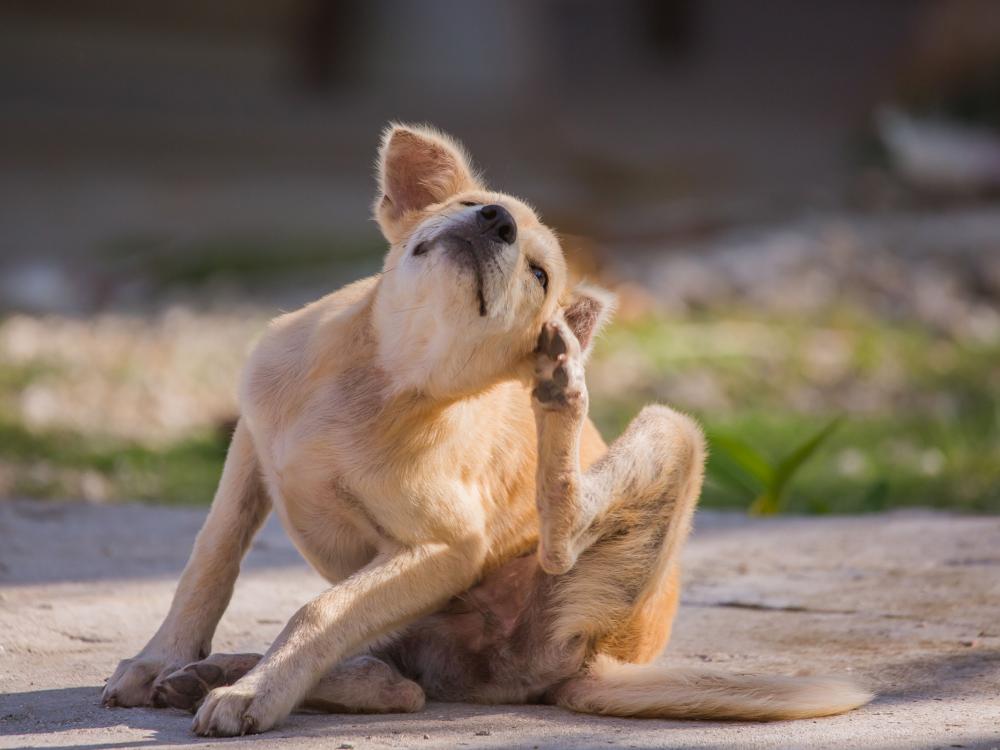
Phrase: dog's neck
[{"left": 371, "top": 285, "right": 523, "bottom": 402}]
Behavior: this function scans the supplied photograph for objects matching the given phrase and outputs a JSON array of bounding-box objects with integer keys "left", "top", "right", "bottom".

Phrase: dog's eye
[
  {"left": 459, "top": 201, "right": 480, "bottom": 207},
  {"left": 530, "top": 264, "right": 548, "bottom": 291}
]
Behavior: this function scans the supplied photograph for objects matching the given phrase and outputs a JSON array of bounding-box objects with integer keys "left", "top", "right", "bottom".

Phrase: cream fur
[
  {"left": 102, "top": 124, "right": 872, "bottom": 736},
  {"left": 555, "top": 654, "right": 874, "bottom": 721}
]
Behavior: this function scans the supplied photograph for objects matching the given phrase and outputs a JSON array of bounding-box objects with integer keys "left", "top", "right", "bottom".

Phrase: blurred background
[{"left": 0, "top": 0, "right": 997, "bottom": 512}]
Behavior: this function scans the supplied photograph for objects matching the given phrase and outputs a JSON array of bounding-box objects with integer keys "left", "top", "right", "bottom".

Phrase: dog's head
[{"left": 372, "top": 124, "right": 614, "bottom": 398}]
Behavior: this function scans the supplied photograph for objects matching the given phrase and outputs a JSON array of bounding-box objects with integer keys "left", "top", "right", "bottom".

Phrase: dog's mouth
[
  {"left": 456, "top": 237, "right": 489, "bottom": 317},
  {"left": 475, "top": 277, "right": 487, "bottom": 317},
  {"left": 429, "top": 232, "right": 497, "bottom": 317}
]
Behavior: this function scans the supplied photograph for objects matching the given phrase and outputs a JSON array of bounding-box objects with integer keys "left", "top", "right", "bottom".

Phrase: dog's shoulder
[{"left": 240, "top": 276, "right": 379, "bottom": 414}]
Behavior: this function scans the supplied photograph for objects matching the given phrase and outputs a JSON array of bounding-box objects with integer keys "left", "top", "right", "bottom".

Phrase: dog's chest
[
  {"left": 282, "top": 479, "right": 385, "bottom": 577},
  {"left": 243, "top": 406, "right": 390, "bottom": 579},
  {"left": 246, "top": 361, "right": 536, "bottom": 579},
  {"left": 260, "top": 410, "right": 486, "bottom": 573}
]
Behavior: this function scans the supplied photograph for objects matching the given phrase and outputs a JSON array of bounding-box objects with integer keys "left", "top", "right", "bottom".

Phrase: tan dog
[{"left": 101, "top": 125, "right": 872, "bottom": 736}]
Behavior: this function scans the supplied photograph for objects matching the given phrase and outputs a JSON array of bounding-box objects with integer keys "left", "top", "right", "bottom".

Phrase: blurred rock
[
  {"left": 877, "top": 107, "right": 1000, "bottom": 191},
  {"left": 600, "top": 208, "right": 1000, "bottom": 344}
]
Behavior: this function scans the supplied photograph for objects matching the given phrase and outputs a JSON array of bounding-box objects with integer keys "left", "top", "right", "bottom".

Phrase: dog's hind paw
[
  {"left": 153, "top": 653, "right": 261, "bottom": 712},
  {"left": 532, "top": 319, "right": 586, "bottom": 412}
]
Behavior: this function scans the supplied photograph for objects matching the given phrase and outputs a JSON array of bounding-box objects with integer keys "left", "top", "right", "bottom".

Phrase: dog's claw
[
  {"left": 192, "top": 681, "right": 279, "bottom": 737},
  {"left": 102, "top": 654, "right": 179, "bottom": 708}
]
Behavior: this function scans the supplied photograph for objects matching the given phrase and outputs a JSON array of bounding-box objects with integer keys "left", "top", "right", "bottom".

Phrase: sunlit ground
[{"left": 1, "top": 301, "right": 996, "bottom": 512}]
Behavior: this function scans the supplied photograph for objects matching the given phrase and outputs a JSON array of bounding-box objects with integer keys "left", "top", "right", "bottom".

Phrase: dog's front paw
[
  {"left": 192, "top": 681, "right": 286, "bottom": 737},
  {"left": 102, "top": 651, "right": 194, "bottom": 708},
  {"left": 532, "top": 320, "right": 586, "bottom": 413},
  {"left": 154, "top": 653, "right": 260, "bottom": 712}
]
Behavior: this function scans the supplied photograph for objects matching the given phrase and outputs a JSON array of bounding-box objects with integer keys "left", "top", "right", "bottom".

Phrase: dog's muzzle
[{"left": 436, "top": 205, "right": 518, "bottom": 316}]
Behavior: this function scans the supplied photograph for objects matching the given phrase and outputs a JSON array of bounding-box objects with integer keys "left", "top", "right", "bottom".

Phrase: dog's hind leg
[
  {"left": 156, "top": 653, "right": 424, "bottom": 715},
  {"left": 531, "top": 337, "right": 871, "bottom": 718},
  {"left": 303, "top": 654, "right": 425, "bottom": 714},
  {"left": 533, "top": 330, "right": 703, "bottom": 661},
  {"left": 531, "top": 319, "right": 703, "bottom": 662}
]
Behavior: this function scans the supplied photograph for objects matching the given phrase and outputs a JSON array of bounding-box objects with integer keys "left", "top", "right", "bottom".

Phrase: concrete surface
[{"left": 1, "top": 499, "right": 999, "bottom": 750}]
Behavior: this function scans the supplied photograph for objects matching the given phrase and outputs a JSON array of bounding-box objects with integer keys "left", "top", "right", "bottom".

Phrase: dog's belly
[{"left": 377, "top": 553, "right": 588, "bottom": 704}]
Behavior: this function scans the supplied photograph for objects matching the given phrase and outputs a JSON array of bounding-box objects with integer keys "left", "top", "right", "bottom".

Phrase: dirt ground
[{"left": 1, "top": 499, "right": 998, "bottom": 750}]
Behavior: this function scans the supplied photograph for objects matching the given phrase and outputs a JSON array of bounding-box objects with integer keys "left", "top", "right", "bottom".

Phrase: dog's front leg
[
  {"left": 191, "top": 536, "right": 484, "bottom": 736},
  {"left": 102, "top": 419, "right": 270, "bottom": 707}
]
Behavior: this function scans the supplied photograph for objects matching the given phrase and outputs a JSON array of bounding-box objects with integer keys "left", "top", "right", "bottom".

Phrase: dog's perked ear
[
  {"left": 562, "top": 283, "right": 616, "bottom": 358},
  {"left": 374, "top": 123, "right": 481, "bottom": 243}
]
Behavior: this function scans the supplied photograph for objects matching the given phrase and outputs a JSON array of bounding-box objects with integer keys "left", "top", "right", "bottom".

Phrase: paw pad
[{"left": 533, "top": 321, "right": 585, "bottom": 410}]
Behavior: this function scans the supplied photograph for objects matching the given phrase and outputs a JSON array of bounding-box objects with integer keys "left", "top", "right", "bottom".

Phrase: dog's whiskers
[{"left": 390, "top": 304, "right": 429, "bottom": 315}]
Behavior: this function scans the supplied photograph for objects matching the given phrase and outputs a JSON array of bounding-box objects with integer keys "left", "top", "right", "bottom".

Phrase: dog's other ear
[
  {"left": 374, "top": 123, "right": 480, "bottom": 242},
  {"left": 562, "top": 283, "right": 616, "bottom": 358}
]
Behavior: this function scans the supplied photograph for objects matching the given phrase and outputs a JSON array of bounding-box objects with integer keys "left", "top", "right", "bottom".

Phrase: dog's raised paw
[{"left": 532, "top": 320, "right": 586, "bottom": 411}]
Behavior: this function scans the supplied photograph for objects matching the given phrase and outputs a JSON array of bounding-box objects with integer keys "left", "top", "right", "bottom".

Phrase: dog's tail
[{"left": 553, "top": 655, "right": 872, "bottom": 721}]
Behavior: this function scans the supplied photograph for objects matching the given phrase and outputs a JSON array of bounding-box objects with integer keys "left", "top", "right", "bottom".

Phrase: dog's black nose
[{"left": 477, "top": 204, "right": 517, "bottom": 245}]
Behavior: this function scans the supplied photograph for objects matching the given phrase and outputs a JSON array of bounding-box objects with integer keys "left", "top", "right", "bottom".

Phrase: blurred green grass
[
  {"left": 590, "top": 311, "right": 1000, "bottom": 513},
  {"left": 0, "top": 418, "right": 228, "bottom": 505},
  {"left": 0, "top": 307, "right": 997, "bottom": 511}
]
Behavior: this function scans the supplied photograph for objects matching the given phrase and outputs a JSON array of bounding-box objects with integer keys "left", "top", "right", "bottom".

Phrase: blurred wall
[{"left": 0, "top": 0, "right": 941, "bottom": 311}]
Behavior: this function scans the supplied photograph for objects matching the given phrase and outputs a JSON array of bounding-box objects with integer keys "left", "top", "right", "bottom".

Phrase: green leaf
[
  {"left": 860, "top": 479, "right": 890, "bottom": 510},
  {"left": 749, "top": 490, "right": 781, "bottom": 515},
  {"left": 706, "top": 456, "right": 763, "bottom": 498},
  {"left": 751, "top": 417, "right": 842, "bottom": 514},
  {"left": 708, "top": 432, "right": 774, "bottom": 486}
]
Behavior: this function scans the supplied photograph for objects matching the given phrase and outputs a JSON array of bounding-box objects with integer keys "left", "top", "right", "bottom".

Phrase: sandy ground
[{"left": 1, "top": 500, "right": 999, "bottom": 750}]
